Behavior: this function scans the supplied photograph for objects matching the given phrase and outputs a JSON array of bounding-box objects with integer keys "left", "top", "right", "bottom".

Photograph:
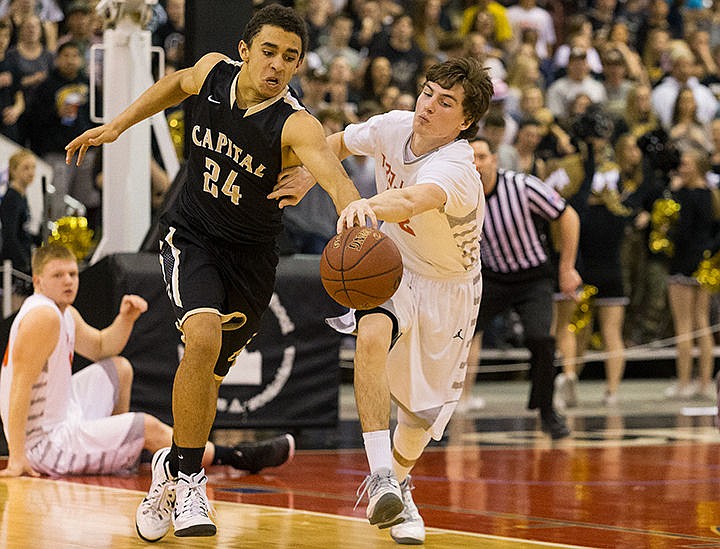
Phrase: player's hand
[
  {"left": 65, "top": 124, "right": 121, "bottom": 166},
  {"left": 269, "top": 166, "right": 316, "bottom": 208},
  {"left": 0, "top": 455, "right": 40, "bottom": 478},
  {"left": 118, "top": 294, "right": 148, "bottom": 321},
  {"left": 559, "top": 267, "right": 582, "bottom": 300},
  {"left": 337, "top": 198, "right": 378, "bottom": 231}
]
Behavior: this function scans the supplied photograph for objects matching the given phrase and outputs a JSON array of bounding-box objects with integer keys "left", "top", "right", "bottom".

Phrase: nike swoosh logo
[{"left": 208, "top": 95, "right": 221, "bottom": 104}]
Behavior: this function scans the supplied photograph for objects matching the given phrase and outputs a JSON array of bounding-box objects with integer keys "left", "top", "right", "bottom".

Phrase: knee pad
[{"left": 393, "top": 420, "right": 432, "bottom": 463}]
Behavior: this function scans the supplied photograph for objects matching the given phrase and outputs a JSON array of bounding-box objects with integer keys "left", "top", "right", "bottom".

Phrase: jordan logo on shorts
[{"left": 453, "top": 329, "right": 463, "bottom": 340}]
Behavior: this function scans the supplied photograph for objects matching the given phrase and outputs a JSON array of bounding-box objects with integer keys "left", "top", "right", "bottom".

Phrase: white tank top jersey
[
  {"left": 343, "top": 109, "right": 485, "bottom": 279},
  {"left": 0, "top": 293, "right": 76, "bottom": 445}
]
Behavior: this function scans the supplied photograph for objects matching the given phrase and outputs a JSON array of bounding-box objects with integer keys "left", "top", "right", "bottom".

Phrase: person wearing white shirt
[{"left": 651, "top": 49, "right": 719, "bottom": 130}]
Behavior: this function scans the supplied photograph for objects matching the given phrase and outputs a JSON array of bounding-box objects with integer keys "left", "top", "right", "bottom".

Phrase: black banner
[{"left": 71, "top": 253, "right": 343, "bottom": 428}]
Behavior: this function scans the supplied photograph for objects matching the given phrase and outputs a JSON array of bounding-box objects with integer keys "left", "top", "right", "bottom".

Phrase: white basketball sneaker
[
  {"left": 355, "top": 467, "right": 405, "bottom": 528},
  {"left": 135, "top": 447, "right": 176, "bottom": 542},
  {"left": 390, "top": 476, "right": 426, "bottom": 545},
  {"left": 172, "top": 469, "right": 216, "bottom": 537}
]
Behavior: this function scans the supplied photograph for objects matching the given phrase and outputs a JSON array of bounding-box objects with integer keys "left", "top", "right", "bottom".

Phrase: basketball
[{"left": 320, "top": 226, "right": 403, "bottom": 310}]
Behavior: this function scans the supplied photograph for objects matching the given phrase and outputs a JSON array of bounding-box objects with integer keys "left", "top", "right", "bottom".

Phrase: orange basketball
[{"left": 320, "top": 226, "right": 403, "bottom": 310}]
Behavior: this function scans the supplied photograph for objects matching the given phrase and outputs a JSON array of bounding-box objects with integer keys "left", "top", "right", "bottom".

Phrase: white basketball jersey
[
  {"left": 343, "top": 109, "right": 484, "bottom": 279},
  {"left": 0, "top": 293, "right": 76, "bottom": 446}
]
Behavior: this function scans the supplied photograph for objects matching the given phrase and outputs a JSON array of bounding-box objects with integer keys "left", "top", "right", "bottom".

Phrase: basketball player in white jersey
[
  {"left": 272, "top": 57, "right": 494, "bottom": 544},
  {"left": 0, "top": 244, "right": 294, "bottom": 481}
]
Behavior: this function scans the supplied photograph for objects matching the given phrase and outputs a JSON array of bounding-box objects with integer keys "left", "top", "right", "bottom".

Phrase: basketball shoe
[
  {"left": 390, "top": 476, "right": 425, "bottom": 545},
  {"left": 232, "top": 433, "right": 295, "bottom": 474},
  {"left": 173, "top": 469, "right": 216, "bottom": 537},
  {"left": 356, "top": 467, "right": 405, "bottom": 528},
  {"left": 135, "top": 447, "right": 176, "bottom": 542}
]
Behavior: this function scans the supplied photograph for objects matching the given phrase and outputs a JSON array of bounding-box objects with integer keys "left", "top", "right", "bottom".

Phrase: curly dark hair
[
  {"left": 423, "top": 57, "right": 494, "bottom": 140},
  {"left": 243, "top": 4, "right": 309, "bottom": 60}
]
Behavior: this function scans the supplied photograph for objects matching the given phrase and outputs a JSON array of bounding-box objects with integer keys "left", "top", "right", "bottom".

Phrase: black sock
[
  {"left": 213, "top": 445, "right": 240, "bottom": 467},
  {"left": 176, "top": 445, "right": 206, "bottom": 476},
  {"left": 168, "top": 442, "right": 180, "bottom": 477}
]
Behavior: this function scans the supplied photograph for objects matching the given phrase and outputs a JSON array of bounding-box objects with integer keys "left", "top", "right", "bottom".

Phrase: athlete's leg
[{"left": 172, "top": 312, "right": 222, "bottom": 453}]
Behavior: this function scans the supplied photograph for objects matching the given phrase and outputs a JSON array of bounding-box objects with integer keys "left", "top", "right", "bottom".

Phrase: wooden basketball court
[{"left": 3, "top": 379, "right": 720, "bottom": 547}]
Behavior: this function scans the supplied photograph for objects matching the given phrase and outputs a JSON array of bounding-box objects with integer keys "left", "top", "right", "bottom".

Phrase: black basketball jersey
[{"left": 167, "top": 59, "right": 304, "bottom": 245}]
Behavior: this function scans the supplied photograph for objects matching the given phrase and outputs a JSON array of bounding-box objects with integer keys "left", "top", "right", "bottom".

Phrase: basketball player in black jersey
[{"left": 65, "top": 5, "right": 370, "bottom": 540}]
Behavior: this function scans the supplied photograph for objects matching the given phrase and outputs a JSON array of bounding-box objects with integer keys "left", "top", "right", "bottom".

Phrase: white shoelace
[
  {"left": 142, "top": 480, "right": 175, "bottom": 520},
  {"left": 176, "top": 475, "right": 213, "bottom": 519},
  {"left": 354, "top": 471, "right": 395, "bottom": 510}
]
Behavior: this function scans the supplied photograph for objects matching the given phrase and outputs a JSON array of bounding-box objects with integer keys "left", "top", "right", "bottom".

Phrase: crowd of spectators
[{"left": 3, "top": 0, "right": 720, "bottom": 402}]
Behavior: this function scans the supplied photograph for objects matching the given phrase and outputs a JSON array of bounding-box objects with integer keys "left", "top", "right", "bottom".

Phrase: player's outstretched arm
[
  {"left": 337, "top": 184, "right": 447, "bottom": 232},
  {"left": 281, "top": 111, "right": 373, "bottom": 222},
  {"left": 65, "top": 52, "right": 225, "bottom": 166}
]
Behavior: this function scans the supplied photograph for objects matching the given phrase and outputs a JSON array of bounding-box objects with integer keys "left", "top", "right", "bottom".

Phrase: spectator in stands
[
  {"left": 0, "top": 147, "right": 40, "bottom": 293},
  {"left": 314, "top": 14, "right": 363, "bottom": 73},
  {"left": 613, "top": 83, "right": 658, "bottom": 140},
  {"left": 323, "top": 55, "right": 361, "bottom": 123},
  {"left": 504, "top": 54, "right": 543, "bottom": 120},
  {"left": 57, "top": 1, "right": 97, "bottom": 75},
  {"left": 506, "top": 0, "right": 556, "bottom": 61},
  {"left": 346, "top": 0, "right": 385, "bottom": 52},
  {"left": 359, "top": 55, "right": 393, "bottom": 104},
  {"left": 152, "top": 0, "right": 184, "bottom": 68},
  {"left": 603, "top": 22, "right": 646, "bottom": 84},
  {"left": 651, "top": 48, "right": 718, "bottom": 130},
  {"left": 480, "top": 108, "right": 519, "bottom": 170},
  {"left": 303, "top": 0, "right": 334, "bottom": 51},
  {"left": 641, "top": 27, "right": 671, "bottom": 86},
  {"left": 463, "top": 8, "right": 504, "bottom": 57},
  {"left": 0, "top": 18, "right": 24, "bottom": 143},
  {"left": 601, "top": 48, "right": 634, "bottom": 121},
  {"left": 0, "top": 0, "right": 63, "bottom": 51},
  {"left": 458, "top": 0, "right": 512, "bottom": 52},
  {"left": 298, "top": 66, "right": 329, "bottom": 115},
  {"left": 368, "top": 14, "right": 425, "bottom": 94},
  {"left": 552, "top": 14, "right": 603, "bottom": 81},
  {"left": 0, "top": 242, "right": 295, "bottom": 479},
  {"left": 6, "top": 14, "right": 54, "bottom": 99},
  {"left": 545, "top": 47, "right": 607, "bottom": 122},
  {"left": 668, "top": 86, "right": 713, "bottom": 153},
  {"left": 587, "top": 0, "right": 618, "bottom": 43},
  {"left": 514, "top": 117, "right": 547, "bottom": 179},
  {"left": 25, "top": 41, "right": 99, "bottom": 226},
  {"left": 464, "top": 31, "right": 506, "bottom": 82},
  {"left": 408, "top": 0, "right": 442, "bottom": 56},
  {"left": 534, "top": 106, "right": 576, "bottom": 162},
  {"left": 663, "top": 148, "right": 716, "bottom": 400}
]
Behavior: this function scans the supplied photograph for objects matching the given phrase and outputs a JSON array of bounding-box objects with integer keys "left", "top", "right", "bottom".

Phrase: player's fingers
[{"left": 76, "top": 145, "right": 88, "bottom": 166}]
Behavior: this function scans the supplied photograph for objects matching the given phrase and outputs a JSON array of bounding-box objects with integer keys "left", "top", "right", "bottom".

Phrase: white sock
[{"left": 362, "top": 430, "right": 392, "bottom": 473}]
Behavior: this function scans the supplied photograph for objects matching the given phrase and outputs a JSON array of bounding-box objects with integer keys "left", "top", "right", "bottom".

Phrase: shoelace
[
  {"left": 177, "top": 475, "right": 214, "bottom": 519},
  {"left": 142, "top": 480, "right": 175, "bottom": 520},
  {"left": 354, "top": 471, "right": 395, "bottom": 510}
]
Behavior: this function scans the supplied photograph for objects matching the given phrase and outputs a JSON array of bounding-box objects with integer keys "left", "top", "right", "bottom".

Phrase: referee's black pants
[{"left": 476, "top": 275, "right": 556, "bottom": 411}]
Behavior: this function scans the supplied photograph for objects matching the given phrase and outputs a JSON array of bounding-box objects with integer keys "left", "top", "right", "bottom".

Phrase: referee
[{"left": 467, "top": 138, "right": 582, "bottom": 439}]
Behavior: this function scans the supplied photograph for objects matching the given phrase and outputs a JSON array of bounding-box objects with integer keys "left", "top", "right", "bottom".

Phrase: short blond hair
[
  {"left": 31, "top": 243, "right": 76, "bottom": 275},
  {"left": 8, "top": 148, "right": 35, "bottom": 180}
]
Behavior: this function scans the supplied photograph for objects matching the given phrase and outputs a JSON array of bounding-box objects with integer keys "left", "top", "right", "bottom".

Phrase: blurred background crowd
[{"left": 3, "top": 0, "right": 720, "bottom": 405}]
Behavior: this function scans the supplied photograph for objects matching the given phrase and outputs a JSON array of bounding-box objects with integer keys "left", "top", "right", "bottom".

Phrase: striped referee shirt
[{"left": 481, "top": 169, "right": 567, "bottom": 276}]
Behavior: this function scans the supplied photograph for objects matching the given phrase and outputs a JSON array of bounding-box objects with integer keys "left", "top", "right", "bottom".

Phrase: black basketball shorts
[{"left": 158, "top": 223, "right": 278, "bottom": 377}]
